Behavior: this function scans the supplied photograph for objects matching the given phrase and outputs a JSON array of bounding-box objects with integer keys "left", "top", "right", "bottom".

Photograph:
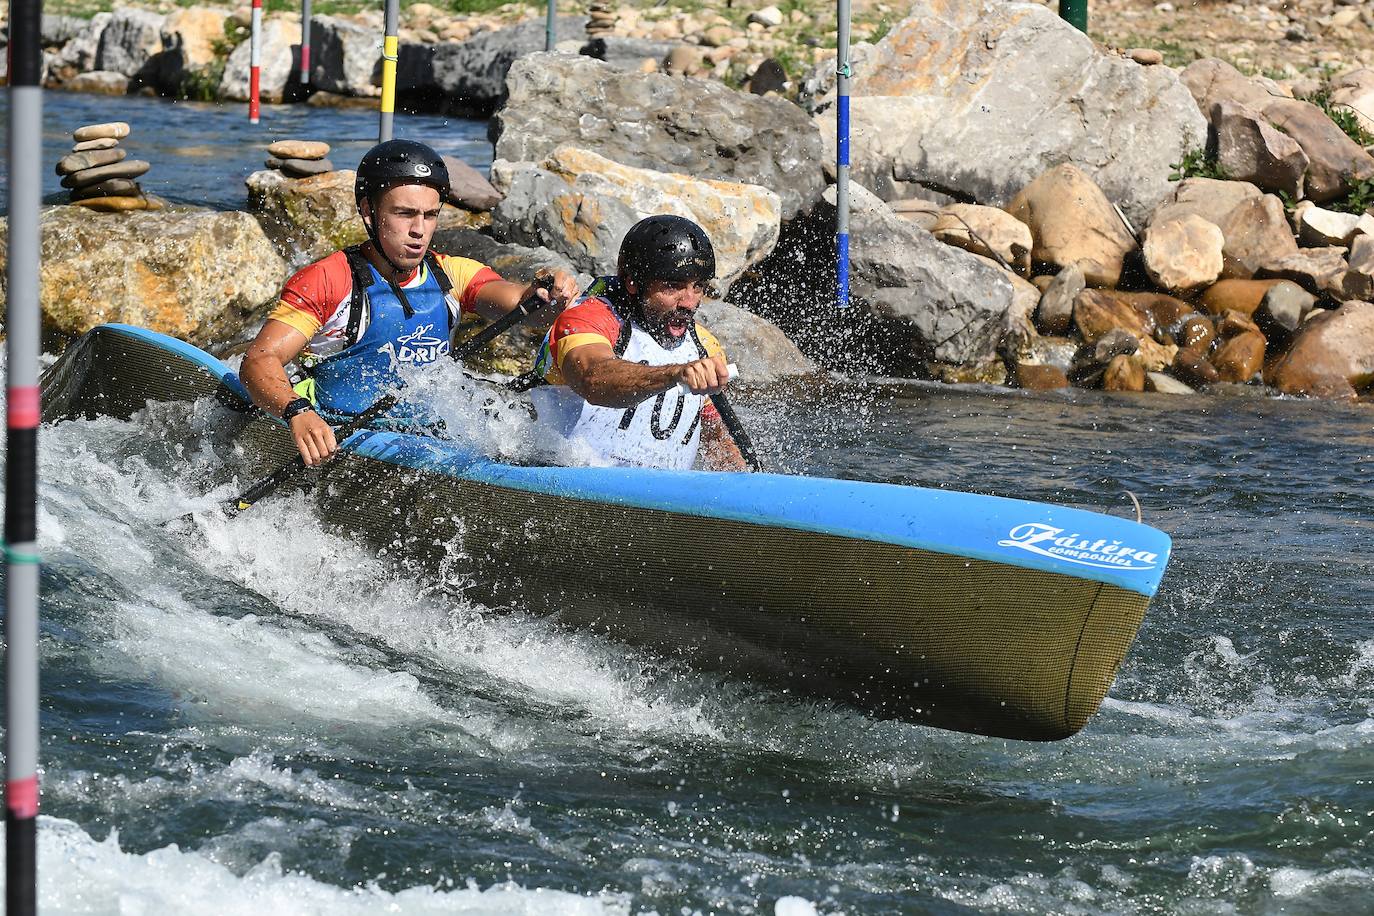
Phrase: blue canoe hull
[{"left": 42, "top": 324, "right": 1172, "bottom": 740}]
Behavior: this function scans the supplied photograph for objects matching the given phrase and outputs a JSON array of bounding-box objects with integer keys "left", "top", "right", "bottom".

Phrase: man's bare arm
[
  {"left": 562, "top": 342, "right": 730, "bottom": 409},
  {"left": 700, "top": 410, "right": 747, "bottom": 471},
  {"left": 240, "top": 319, "right": 338, "bottom": 466}
]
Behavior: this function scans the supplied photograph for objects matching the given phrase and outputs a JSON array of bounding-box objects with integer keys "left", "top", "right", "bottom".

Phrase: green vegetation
[
  {"left": 1328, "top": 176, "right": 1374, "bottom": 216},
  {"left": 1168, "top": 148, "right": 1229, "bottom": 182},
  {"left": 1311, "top": 90, "right": 1374, "bottom": 147}
]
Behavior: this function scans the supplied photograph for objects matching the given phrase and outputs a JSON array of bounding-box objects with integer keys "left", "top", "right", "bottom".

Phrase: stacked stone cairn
[
  {"left": 264, "top": 141, "right": 334, "bottom": 179},
  {"left": 58, "top": 122, "right": 161, "bottom": 213},
  {"left": 586, "top": 1, "right": 616, "bottom": 39}
]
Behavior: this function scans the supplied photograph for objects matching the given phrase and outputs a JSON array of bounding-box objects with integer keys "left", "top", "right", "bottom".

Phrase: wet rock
[
  {"left": 441, "top": 155, "right": 502, "bottom": 213},
  {"left": 268, "top": 140, "right": 331, "bottom": 161},
  {"left": 493, "top": 53, "right": 825, "bottom": 221},
  {"left": 94, "top": 8, "right": 165, "bottom": 78},
  {"left": 245, "top": 168, "right": 364, "bottom": 266},
  {"left": 430, "top": 18, "right": 585, "bottom": 114},
  {"left": 1201, "top": 277, "right": 1286, "bottom": 317},
  {"left": 1341, "top": 235, "right": 1374, "bottom": 300},
  {"left": 1142, "top": 214, "right": 1224, "bottom": 295},
  {"left": 1007, "top": 164, "right": 1136, "bottom": 288},
  {"left": 1073, "top": 288, "right": 1177, "bottom": 370},
  {"left": 490, "top": 146, "right": 780, "bottom": 290},
  {"left": 1147, "top": 177, "right": 1260, "bottom": 229},
  {"left": 1256, "top": 280, "right": 1315, "bottom": 336},
  {"left": 1262, "top": 97, "right": 1374, "bottom": 204},
  {"left": 1210, "top": 100, "right": 1308, "bottom": 199},
  {"left": 1297, "top": 206, "right": 1362, "bottom": 247},
  {"left": 309, "top": 15, "right": 381, "bottom": 97},
  {"left": 60, "top": 160, "right": 150, "bottom": 189},
  {"left": 279, "top": 157, "right": 334, "bottom": 178},
  {"left": 220, "top": 18, "right": 299, "bottom": 103},
  {"left": 1103, "top": 354, "right": 1146, "bottom": 392},
  {"left": 1017, "top": 334, "right": 1079, "bottom": 373},
  {"left": 1216, "top": 194, "right": 1298, "bottom": 279},
  {"left": 1035, "top": 262, "right": 1084, "bottom": 335},
  {"left": 1146, "top": 371, "right": 1195, "bottom": 394},
  {"left": 1172, "top": 344, "right": 1220, "bottom": 386},
  {"left": 73, "top": 121, "right": 129, "bottom": 142},
  {"left": 695, "top": 300, "right": 815, "bottom": 383},
  {"left": 1255, "top": 247, "right": 1349, "bottom": 297},
  {"left": 1014, "top": 362, "right": 1070, "bottom": 390},
  {"left": 1212, "top": 330, "right": 1267, "bottom": 382},
  {"left": 0, "top": 206, "right": 287, "bottom": 346},
  {"left": 56, "top": 148, "right": 126, "bottom": 176},
  {"left": 932, "top": 204, "right": 1033, "bottom": 276},
  {"left": 1269, "top": 300, "right": 1374, "bottom": 397},
  {"left": 849, "top": 0, "right": 1205, "bottom": 226}
]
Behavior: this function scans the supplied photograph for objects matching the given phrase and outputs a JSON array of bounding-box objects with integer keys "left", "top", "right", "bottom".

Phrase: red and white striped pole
[
  {"left": 7, "top": 0, "right": 45, "bottom": 906},
  {"left": 300, "top": 0, "right": 312, "bottom": 87},
  {"left": 249, "top": 0, "right": 263, "bottom": 123}
]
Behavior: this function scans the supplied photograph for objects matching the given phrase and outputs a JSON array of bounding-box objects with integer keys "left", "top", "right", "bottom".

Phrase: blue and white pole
[
  {"left": 6, "top": 0, "right": 45, "bottom": 909},
  {"left": 836, "top": 0, "right": 852, "bottom": 308}
]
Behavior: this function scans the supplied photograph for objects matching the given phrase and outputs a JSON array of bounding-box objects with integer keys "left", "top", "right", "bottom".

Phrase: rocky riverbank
[{"left": 4, "top": 0, "right": 1374, "bottom": 399}]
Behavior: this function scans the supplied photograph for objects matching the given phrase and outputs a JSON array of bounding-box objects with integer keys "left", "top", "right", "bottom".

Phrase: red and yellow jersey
[
  {"left": 537, "top": 289, "right": 726, "bottom": 387},
  {"left": 268, "top": 251, "right": 500, "bottom": 358}
]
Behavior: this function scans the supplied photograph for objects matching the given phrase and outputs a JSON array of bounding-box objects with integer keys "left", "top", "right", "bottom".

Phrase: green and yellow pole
[
  {"left": 1059, "top": 0, "right": 1087, "bottom": 32},
  {"left": 379, "top": 0, "right": 399, "bottom": 141}
]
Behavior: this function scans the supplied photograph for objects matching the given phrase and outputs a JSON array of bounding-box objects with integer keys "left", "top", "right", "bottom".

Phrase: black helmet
[
  {"left": 354, "top": 139, "right": 450, "bottom": 206},
  {"left": 618, "top": 215, "right": 716, "bottom": 288}
]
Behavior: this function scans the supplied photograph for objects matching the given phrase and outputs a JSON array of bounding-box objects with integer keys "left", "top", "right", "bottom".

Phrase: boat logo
[
  {"left": 378, "top": 324, "right": 448, "bottom": 364},
  {"left": 997, "top": 523, "right": 1159, "bottom": 571}
]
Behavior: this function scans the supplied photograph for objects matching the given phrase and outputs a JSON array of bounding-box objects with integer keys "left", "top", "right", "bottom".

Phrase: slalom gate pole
[
  {"left": 380, "top": 0, "right": 399, "bottom": 141},
  {"left": 249, "top": 0, "right": 262, "bottom": 122},
  {"left": 300, "top": 0, "right": 312, "bottom": 87},
  {"left": 6, "top": 0, "right": 45, "bottom": 908},
  {"left": 545, "top": 0, "right": 555, "bottom": 51},
  {"left": 835, "top": 0, "right": 852, "bottom": 308},
  {"left": 1059, "top": 0, "right": 1087, "bottom": 32}
]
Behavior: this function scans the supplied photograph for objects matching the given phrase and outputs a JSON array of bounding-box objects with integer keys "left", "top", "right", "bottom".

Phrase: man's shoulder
[
  {"left": 693, "top": 322, "right": 725, "bottom": 359},
  {"left": 284, "top": 250, "right": 353, "bottom": 296}
]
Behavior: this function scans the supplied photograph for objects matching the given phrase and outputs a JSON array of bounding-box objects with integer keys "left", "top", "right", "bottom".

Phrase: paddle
[
  {"left": 708, "top": 391, "right": 763, "bottom": 473},
  {"left": 216, "top": 275, "right": 556, "bottom": 518}
]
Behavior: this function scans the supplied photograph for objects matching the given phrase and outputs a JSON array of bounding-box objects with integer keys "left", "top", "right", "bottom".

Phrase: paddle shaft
[{"left": 223, "top": 277, "right": 554, "bottom": 516}]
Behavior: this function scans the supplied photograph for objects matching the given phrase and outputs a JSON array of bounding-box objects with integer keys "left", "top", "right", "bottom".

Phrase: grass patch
[
  {"left": 1312, "top": 90, "right": 1374, "bottom": 147},
  {"left": 1169, "top": 148, "right": 1229, "bottom": 182},
  {"left": 1327, "top": 177, "right": 1374, "bottom": 216}
]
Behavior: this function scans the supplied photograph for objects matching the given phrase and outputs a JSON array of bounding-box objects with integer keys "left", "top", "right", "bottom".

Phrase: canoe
[{"left": 41, "top": 324, "right": 1172, "bottom": 741}]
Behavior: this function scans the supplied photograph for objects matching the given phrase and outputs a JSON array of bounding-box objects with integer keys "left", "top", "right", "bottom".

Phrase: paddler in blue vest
[
  {"left": 529, "top": 215, "right": 747, "bottom": 471},
  {"left": 241, "top": 139, "right": 578, "bottom": 466}
]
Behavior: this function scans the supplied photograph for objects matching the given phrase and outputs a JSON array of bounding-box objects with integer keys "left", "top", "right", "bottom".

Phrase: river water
[{"left": 3, "top": 91, "right": 1374, "bottom": 915}]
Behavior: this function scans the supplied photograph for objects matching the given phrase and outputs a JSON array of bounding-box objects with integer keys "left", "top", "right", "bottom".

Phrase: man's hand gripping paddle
[{"left": 178, "top": 276, "right": 555, "bottom": 524}]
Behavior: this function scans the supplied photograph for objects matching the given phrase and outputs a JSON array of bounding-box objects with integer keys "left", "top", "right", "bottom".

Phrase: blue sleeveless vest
[{"left": 310, "top": 254, "right": 455, "bottom": 417}]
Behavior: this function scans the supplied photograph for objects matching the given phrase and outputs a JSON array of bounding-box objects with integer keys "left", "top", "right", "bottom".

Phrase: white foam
[{"left": 1, "top": 817, "right": 631, "bottom": 916}]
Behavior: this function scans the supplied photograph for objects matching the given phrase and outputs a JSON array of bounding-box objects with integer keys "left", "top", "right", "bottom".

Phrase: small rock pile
[
  {"left": 586, "top": 0, "right": 616, "bottom": 39},
  {"left": 264, "top": 140, "right": 334, "bottom": 179},
  {"left": 57, "top": 122, "right": 161, "bottom": 213}
]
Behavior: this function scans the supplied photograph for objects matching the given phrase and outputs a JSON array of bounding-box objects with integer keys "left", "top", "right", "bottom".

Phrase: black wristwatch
[{"left": 281, "top": 397, "right": 316, "bottom": 422}]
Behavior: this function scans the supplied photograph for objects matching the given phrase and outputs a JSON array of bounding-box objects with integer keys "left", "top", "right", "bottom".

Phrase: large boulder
[
  {"left": 846, "top": 0, "right": 1205, "bottom": 226},
  {"left": 492, "top": 52, "right": 825, "bottom": 221},
  {"left": 1262, "top": 97, "right": 1374, "bottom": 204},
  {"left": 812, "top": 97, "right": 928, "bottom": 201},
  {"left": 932, "top": 203, "right": 1033, "bottom": 275},
  {"left": 1007, "top": 164, "right": 1136, "bottom": 288},
  {"left": 1216, "top": 194, "right": 1298, "bottom": 279},
  {"left": 143, "top": 7, "right": 229, "bottom": 94},
  {"left": 220, "top": 18, "right": 299, "bottom": 103},
  {"left": 94, "top": 8, "right": 165, "bottom": 78},
  {"left": 1210, "top": 100, "right": 1308, "bottom": 200},
  {"left": 489, "top": 146, "right": 781, "bottom": 291},
  {"left": 430, "top": 17, "right": 585, "bottom": 114},
  {"left": 1269, "top": 300, "right": 1374, "bottom": 398},
  {"left": 53, "top": 12, "right": 111, "bottom": 73},
  {"left": 246, "top": 168, "right": 365, "bottom": 266},
  {"left": 1179, "top": 58, "right": 1290, "bottom": 122},
  {"left": 1142, "top": 214, "right": 1224, "bottom": 295},
  {"left": 695, "top": 300, "right": 816, "bottom": 383},
  {"left": 839, "top": 182, "right": 1019, "bottom": 376},
  {"left": 0, "top": 207, "right": 287, "bottom": 346},
  {"left": 309, "top": 15, "right": 381, "bottom": 97}
]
